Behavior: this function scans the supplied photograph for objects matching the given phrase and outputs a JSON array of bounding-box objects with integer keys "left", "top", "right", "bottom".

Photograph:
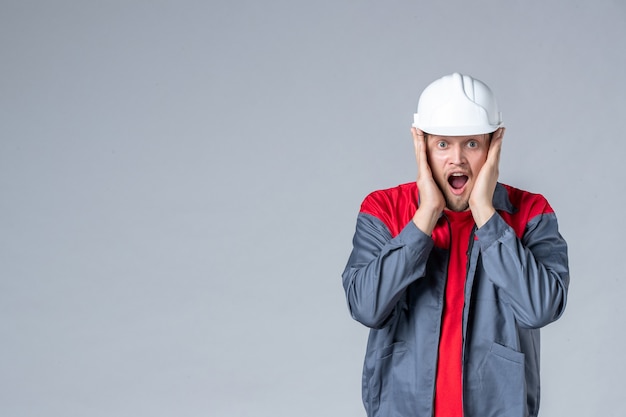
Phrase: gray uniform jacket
[{"left": 342, "top": 182, "right": 569, "bottom": 417}]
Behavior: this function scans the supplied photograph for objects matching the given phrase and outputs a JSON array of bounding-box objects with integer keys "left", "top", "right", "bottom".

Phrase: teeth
[{"left": 451, "top": 173, "right": 465, "bottom": 176}]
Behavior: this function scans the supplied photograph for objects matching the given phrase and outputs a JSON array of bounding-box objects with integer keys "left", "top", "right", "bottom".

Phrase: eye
[
  {"left": 467, "top": 140, "right": 478, "bottom": 148},
  {"left": 437, "top": 141, "right": 447, "bottom": 149}
]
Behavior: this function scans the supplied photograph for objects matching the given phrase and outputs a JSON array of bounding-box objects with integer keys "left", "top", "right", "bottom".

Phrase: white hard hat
[{"left": 412, "top": 72, "right": 502, "bottom": 136}]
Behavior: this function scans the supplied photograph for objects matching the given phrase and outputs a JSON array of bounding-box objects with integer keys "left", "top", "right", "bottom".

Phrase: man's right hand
[{"left": 411, "top": 127, "right": 445, "bottom": 235}]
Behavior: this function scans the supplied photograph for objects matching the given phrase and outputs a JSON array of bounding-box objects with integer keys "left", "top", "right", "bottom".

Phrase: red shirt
[{"left": 433, "top": 210, "right": 475, "bottom": 417}]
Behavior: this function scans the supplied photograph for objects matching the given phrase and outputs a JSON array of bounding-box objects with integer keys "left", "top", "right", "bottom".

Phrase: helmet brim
[{"left": 413, "top": 121, "right": 502, "bottom": 136}]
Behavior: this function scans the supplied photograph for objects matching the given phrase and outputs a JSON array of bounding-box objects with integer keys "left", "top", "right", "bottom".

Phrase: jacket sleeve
[
  {"left": 342, "top": 213, "right": 435, "bottom": 329},
  {"left": 475, "top": 210, "right": 569, "bottom": 329}
]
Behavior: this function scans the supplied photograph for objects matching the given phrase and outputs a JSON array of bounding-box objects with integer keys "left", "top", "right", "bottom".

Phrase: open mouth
[{"left": 448, "top": 173, "right": 468, "bottom": 194}]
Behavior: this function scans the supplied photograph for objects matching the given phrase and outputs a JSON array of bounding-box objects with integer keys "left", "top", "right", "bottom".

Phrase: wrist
[
  {"left": 471, "top": 204, "right": 496, "bottom": 228},
  {"left": 412, "top": 206, "right": 441, "bottom": 235}
]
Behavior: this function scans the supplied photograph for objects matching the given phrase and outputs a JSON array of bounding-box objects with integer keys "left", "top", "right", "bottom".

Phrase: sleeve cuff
[
  {"left": 393, "top": 220, "right": 435, "bottom": 253},
  {"left": 475, "top": 212, "right": 512, "bottom": 250}
]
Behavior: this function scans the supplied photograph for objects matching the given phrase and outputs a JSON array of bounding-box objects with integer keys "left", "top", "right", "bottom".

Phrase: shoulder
[
  {"left": 498, "top": 183, "right": 556, "bottom": 237},
  {"left": 500, "top": 183, "right": 554, "bottom": 217},
  {"left": 360, "top": 182, "right": 417, "bottom": 213},
  {"left": 359, "top": 182, "right": 418, "bottom": 237}
]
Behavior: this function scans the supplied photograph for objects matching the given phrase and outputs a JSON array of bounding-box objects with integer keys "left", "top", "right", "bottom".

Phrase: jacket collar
[{"left": 493, "top": 182, "right": 517, "bottom": 214}]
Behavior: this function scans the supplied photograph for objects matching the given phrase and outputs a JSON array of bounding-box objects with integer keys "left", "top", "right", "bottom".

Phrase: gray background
[{"left": 1, "top": 1, "right": 625, "bottom": 416}]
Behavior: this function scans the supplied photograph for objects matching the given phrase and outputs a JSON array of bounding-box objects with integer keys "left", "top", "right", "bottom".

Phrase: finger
[
  {"left": 411, "top": 128, "right": 423, "bottom": 161},
  {"left": 411, "top": 127, "right": 425, "bottom": 154},
  {"left": 411, "top": 127, "right": 424, "bottom": 139},
  {"left": 411, "top": 128, "right": 419, "bottom": 157},
  {"left": 488, "top": 128, "right": 504, "bottom": 163},
  {"left": 412, "top": 128, "right": 430, "bottom": 176},
  {"left": 494, "top": 127, "right": 504, "bottom": 145}
]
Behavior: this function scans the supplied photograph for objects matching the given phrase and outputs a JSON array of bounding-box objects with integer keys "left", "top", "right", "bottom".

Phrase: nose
[{"left": 450, "top": 144, "right": 466, "bottom": 165}]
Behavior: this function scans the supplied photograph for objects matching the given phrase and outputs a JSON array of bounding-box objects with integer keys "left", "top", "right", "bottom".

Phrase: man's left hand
[{"left": 470, "top": 127, "right": 505, "bottom": 228}]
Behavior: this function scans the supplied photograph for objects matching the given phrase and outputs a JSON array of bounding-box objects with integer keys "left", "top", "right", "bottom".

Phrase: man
[{"left": 342, "top": 73, "right": 569, "bottom": 417}]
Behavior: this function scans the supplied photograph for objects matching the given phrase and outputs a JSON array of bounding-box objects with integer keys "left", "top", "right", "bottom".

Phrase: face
[{"left": 426, "top": 133, "right": 490, "bottom": 212}]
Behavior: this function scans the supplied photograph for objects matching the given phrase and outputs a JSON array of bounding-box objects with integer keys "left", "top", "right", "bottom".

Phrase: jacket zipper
[{"left": 461, "top": 224, "right": 477, "bottom": 413}]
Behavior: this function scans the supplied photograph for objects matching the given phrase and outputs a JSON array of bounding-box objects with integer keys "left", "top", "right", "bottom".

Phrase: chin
[{"left": 445, "top": 197, "right": 470, "bottom": 212}]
